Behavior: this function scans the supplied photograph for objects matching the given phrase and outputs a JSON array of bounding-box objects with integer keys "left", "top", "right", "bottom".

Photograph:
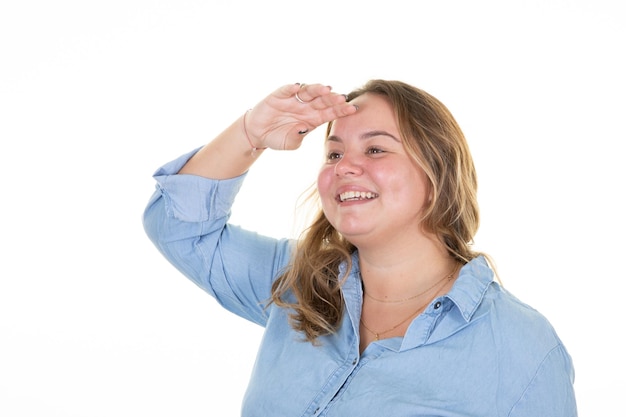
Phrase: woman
[{"left": 143, "top": 81, "right": 577, "bottom": 416}]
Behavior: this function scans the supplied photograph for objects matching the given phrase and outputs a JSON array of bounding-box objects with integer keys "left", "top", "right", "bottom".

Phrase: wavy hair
[{"left": 271, "top": 80, "right": 483, "bottom": 343}]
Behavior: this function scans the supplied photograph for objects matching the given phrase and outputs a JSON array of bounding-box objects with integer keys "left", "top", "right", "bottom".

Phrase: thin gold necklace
[
  {"left": 363, "top": 267, "right": 457, "bottom": 304},
  {"left": 360, "top": 268, "right": 456, "bottom": 341},
  {"left": 360, "top": 299, "right": 432, "bottom": 341}
]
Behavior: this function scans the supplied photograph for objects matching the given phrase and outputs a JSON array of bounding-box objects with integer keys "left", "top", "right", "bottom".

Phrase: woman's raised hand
[
  {"left": 178, "top": 82, "right": 357, "bottom": 179},
  {"left": 243, "top": 83, "right": 358, "bottom": 151}
]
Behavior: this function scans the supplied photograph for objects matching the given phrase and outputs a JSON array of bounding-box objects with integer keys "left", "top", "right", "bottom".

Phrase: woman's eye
[
  {"left": 327, "top": 151, "right": 342, "bottom": 161},
  {"left": 367, "top": 147, "right": 385, "bottom": 155}
]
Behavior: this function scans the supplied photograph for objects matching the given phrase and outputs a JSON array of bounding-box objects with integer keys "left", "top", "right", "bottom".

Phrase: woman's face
[{"left": 317, "top": 93, "right": 431, "bottom": 248}]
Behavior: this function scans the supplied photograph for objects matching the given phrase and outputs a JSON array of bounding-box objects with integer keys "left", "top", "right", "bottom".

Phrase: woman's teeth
[{"left": 339, "top": 191, "right": 378, "bottom": 202}]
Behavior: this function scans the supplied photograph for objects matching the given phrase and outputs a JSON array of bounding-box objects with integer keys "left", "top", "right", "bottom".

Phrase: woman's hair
[{"left": 271, "top": 79, "right": 483, "bottom": 343}]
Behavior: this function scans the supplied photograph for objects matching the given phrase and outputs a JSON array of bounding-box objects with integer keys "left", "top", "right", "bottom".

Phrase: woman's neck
[{"left": 357, "top": 235, "right": 458, "bottom": 301}]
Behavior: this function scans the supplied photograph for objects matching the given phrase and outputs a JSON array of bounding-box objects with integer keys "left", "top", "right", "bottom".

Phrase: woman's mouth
[{"left": 338, "top": 191, "right": 379, "bottom": 202}]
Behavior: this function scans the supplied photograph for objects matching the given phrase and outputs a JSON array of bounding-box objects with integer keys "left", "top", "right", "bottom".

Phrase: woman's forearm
[{"left": 178, "top": 113, "right": 261, "bottom": 179}]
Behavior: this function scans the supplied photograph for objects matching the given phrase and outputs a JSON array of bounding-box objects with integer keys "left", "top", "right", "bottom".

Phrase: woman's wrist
[{"left": 242, "top": 110, "right": 267, "bottom": 157}]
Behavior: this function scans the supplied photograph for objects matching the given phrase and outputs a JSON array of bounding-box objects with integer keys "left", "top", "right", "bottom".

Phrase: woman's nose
[{"left": 334, "top": 153, "right": 363, "bottom": 176}]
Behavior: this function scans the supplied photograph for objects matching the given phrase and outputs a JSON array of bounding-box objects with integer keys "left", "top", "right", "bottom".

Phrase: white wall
[{"left": 1, "top": 1, "right": 623, "bottom": 415}]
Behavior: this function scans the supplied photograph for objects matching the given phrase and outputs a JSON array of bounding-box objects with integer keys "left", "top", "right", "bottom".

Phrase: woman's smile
[
  {"left": 317, "top": 93, "right": 430, "bottom": 246},
  {"left": 336, "top": 188, "right": 379, "bottom": 203}
]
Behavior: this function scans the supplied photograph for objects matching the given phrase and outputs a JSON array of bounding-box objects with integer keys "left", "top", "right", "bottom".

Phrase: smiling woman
[
  {"left": 143, "top": 80, "right": 577, "bottom": 416},
  {"left": 318, "top": 94, "right": 432, "bottom": 248}
]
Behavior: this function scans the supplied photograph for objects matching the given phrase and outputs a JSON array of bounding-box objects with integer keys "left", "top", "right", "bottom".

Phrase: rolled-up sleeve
[{"left": 143, "top": 149, "right": 294, "bottom": 326}]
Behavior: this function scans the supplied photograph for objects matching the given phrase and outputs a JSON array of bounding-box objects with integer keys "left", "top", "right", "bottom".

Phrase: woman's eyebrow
[
  {"left": 361, "top": 130, "right": 400, "bottom": 142},
  {"left": 326, "top": 130, "right": 400, "bottom": 143}
]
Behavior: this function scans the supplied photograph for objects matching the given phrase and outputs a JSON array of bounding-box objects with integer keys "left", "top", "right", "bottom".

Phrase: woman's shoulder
[
  {"left": 462, "top": 257, "right": 565, "bottom": 350},
  {"left": 484, "top": 282, "right": 567, "bottom": 357}
]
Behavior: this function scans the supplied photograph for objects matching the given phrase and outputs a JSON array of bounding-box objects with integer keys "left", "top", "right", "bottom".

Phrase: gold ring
[{"left": 295, "top": 83, "right": 306, "bottom": 103}]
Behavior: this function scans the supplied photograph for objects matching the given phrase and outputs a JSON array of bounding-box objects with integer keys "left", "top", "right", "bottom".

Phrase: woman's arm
[
  {"left": 178, "top": 83, "right": 357, "bottom": 179},
  {"left": 144, "top": 82, "right": 356, "bottom": 324},
  {"left": 143, "top": 173, "right": 293, "bottom": 325},
  {"left": 508, "top": 344, "right": 577, "bottom": 417}
]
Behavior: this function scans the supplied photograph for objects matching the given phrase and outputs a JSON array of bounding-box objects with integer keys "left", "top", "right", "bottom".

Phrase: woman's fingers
[
  {"left": 291, "top": 83, "right": 332, "bottom": 103},
  {"left": 247, "top": 82, "right": 357, "bottom": 151},
  {"left": 273, "top": 82, "right": 351, "bottom": 113}
]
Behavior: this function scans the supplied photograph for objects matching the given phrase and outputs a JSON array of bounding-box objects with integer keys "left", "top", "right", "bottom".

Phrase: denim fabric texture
[{"left": 143, "top": 150, "right": 577, "bottom": 417}]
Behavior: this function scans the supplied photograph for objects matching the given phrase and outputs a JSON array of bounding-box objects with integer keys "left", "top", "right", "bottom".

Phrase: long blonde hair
[{"left": 271, "top": 80, "right": 483, "bottom": 343}]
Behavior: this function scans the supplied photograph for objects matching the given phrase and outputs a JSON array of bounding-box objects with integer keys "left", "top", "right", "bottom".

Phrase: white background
[{"left": 1, "top": 1, "right": 624, "bottom": 416}]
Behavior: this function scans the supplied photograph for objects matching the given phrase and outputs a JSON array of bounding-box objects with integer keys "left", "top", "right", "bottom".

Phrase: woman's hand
[
  {"left": 178, "top": 82, "right": 356, "bottom": 179},
  {"left": 244, "top": 83, "right": 357, "bottom": 151}
]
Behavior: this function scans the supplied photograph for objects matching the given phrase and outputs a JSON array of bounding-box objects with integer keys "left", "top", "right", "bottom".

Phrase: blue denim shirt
[{"left": 143, "top": 149, "right": 577, "bottom": 417}]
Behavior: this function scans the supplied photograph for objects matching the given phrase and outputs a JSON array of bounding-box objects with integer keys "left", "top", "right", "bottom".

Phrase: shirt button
[
  {"left": 352, "top": 358, "right": 357, "bottom": 365},
  {"left": 434, "top": 301, "right": 442, "bottom": 309}
]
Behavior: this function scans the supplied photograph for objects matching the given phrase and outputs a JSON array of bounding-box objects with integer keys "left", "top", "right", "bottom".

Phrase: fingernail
[{"left": 353, "top": 104, "right": 359, "bottom": 110}]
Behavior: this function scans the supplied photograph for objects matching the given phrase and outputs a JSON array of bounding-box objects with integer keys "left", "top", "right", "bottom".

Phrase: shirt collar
[
  {"left": 339, "top": 252, "right": 364, "bottom": 337},
  {"left": 446, "top": 256, "right": 495, "bottom": 322},
  {"left": 340, "top": 254, "right": 494, "bottom": 318},
  {"left": 339, "top": 253, "right": 495, "bottom": 348}
]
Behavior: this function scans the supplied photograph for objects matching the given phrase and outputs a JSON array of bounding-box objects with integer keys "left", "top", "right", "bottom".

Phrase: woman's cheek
[{"left": 316, "top": 167, "right": 335, "bottom": 208}]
